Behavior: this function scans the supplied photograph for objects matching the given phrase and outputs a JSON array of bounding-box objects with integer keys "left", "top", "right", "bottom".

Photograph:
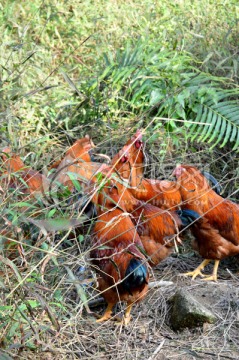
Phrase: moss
[{"left": 170, "top": 289, "right": 216, "bottom": 331}]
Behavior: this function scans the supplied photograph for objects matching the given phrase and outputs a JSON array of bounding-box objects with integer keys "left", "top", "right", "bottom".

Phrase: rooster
[
  {"left": 173, "top": 164, "right": 239, "bottom": 281},
  {"left": 111, "top": 131, "right": 182, "bottom": 210},
  {"left": 111, "top": 129, "right": 144, "bottom": 185},
  {"left": 101, "top": 180, "right": 200, "bottom": 267},
  {"left": 112, "top": 130, "right": 222, "bottom": 210},
  {"left": 90, "top": 185, "right": 149, "bottom": 325}
]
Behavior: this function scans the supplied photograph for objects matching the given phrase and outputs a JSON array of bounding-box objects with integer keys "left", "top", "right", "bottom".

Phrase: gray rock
[{"left": 170, "top": 289, "right": 217, "bottom": 331}]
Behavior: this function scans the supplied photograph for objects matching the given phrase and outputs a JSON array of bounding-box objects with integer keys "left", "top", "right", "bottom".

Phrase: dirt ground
[
  {"left": 6, "top": 250, "right": 239, "bottom": 360},
  {"left": 82, "top": 254, "right": 239, "bottom": 360}
]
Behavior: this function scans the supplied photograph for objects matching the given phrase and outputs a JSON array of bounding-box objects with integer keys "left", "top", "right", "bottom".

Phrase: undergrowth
[{"left": 0, "top": 0, "right": 239, "bottom": 358}]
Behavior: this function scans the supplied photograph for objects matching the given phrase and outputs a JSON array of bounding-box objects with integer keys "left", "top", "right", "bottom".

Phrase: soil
[{"left": 12, "top": 251, "right": 239, "bottom": 360}]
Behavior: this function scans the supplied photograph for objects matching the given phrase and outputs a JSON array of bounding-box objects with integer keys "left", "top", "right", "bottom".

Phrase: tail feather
[
  {"left": 67, "top": 192, "right": 97, "bottom": 219},
  {"left": 202, "top": 171, "right": 222, "bottom": 195},
  {"left": 176, "top": 209, "right": 201, "bottom": 227},
  {"left": 122, "top": 258, "right": 148, "bottom": 295}
]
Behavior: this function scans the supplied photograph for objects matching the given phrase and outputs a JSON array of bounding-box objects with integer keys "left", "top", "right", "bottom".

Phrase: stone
[{"left": 170, "top": 289, "right": 217, "bottom": 331}]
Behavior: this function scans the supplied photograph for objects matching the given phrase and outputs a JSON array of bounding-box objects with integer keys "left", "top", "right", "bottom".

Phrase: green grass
[{"left": 1, "top": 0, "right": 238, "bottom": 151}]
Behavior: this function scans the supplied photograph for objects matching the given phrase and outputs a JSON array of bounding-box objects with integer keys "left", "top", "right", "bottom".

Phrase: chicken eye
[{"left": 135, "top": 140, "right": 142, "bottom": 149}]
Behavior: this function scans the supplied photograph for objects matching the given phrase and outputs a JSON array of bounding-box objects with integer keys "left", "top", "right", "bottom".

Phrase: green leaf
[
  {"left": 23, "top": 216, "right": 88, "bottom": 233},
  {"left": 47, "top": 209, "right": 56, "bottom": 218},
  {"left": 9, "top": 202, "right": 38, "bottom": 209}
]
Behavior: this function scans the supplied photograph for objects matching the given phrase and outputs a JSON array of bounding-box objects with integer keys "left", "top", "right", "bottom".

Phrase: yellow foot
[
  {"left": 123, "top": 314, "right": 132, "bottom": 326},
  {"left": 181, "top": 259, "right": 211, "bottom": 280},
  {"left": 116, "top": 315, "right": 132, "bottom": 326},
  {"left": 182, "top": 270, "right": 205, "bottom": 280},
  {"left": 201, "top": 260, "right": 219, "bottom": 282},
  {"left": 95, "top": 303, "right": 114, "bottom": 323},
  {"left": 96, "top": 313, "right": 112, "bottom": 323},
  {"left": 202, "top": 274, "right": 217, "bottom": 282},
  {"left": 116, "top": 303, "right": 133, "bottom": 326}
]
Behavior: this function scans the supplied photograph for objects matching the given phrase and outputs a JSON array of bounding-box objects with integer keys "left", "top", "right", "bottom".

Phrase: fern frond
[{"left": 189, "top": 100, "right": 239, "bottom": 149}]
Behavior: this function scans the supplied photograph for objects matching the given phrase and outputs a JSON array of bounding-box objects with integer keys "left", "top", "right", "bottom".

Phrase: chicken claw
[
  {"left": 116, "top": 304, "right": 133, "bottom": 326},
  {"left": 201, "top": 260, "right": 219, "bottom": 282},
  {"left": 182, "top": 259, "right": 211, "bottom": 280},
  {"left": 183, "top": 269, "right": 205, "bottom": 280},
  {"left": 96, "top": 303, "right": 114, "bottom": 323},
  {"left": 202, "top": 275, "right": 217, "bottom": 282}
]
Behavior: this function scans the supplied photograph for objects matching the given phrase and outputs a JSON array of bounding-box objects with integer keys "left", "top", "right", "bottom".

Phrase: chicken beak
[
  {"left": 85, "top": 134, "right": 96, "bottom": 149},
  {"left": 135, "top": 129, "right": 143, "bottom": 141},
  {"left": 90, "top": 139, "right": 96, "bottom": 149},
  {"left": 172, "top": 165, "right": 182, "bottom": 178}
]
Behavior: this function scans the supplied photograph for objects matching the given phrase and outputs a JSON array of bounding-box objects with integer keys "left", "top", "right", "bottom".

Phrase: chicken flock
[{"left": 1, "top": 129, "right": 239, "bottom": 325}]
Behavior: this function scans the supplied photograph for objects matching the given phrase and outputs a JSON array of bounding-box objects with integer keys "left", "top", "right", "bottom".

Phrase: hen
[
  {"left": 173, "top": 164, "right": 239, "bottom": 281},
  {"left": 50, "top": 134, "right": 113, "bottom": 194}
]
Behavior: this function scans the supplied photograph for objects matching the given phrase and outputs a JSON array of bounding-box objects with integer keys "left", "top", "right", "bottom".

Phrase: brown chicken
[
  {"left": 111, "top": 129, "right": 144, "bottom": 184},
  {"left": 49, "top": 135, "right": 95, "bottom": 170},
  {"left": 111, "top": 131, "right": 182, "bottom": 210},
  {"left": 90, "top": 184, "right": 149, "bottom": 325},
  {"left": 1, "top": 148, "right": 48, "bottom": 197},
  {"left": 173, "top": 164, "right": 239, "bottom": 281},
  {"left": 0, "top": 148, "right": 49, "bottom": 258},
  {"left": 104, "top": 180, "right": 200, "bottom": 267},
  {"left": 49, "top": 134, "right": 114, "bottom": 193}
]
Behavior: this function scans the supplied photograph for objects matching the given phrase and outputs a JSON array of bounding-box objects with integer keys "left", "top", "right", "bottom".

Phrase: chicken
[
  {"left": 1, "top": 147, "right": 26, "bottom": 173},
  {"left": 50, "top": 159, "right": 113, "bottom": 198},
  {"left": 49, "top": 133, "right": 113, "bottom": 193},
  {"left": 111, "top": 129, "right": 144, "bottom": 185},
  {"left": 48, "top": 135, "right": 115, "bottom": 218},
  {"left": 104, "top": 181, "right": 200, "bottom": 267},
  {"left": 49, "top": 135, "right": 95, "bottom": 170},
  {"left": 173, "top": 164, "right": 239, "bottom": 281},
  {"left": 111, "top": 131, "right": 182, "bottom": 210},
  {"left": 90, "top": 185, "right": 149, "bottom": 325},
  {"left": 130, "top": 178, "right": 182, "bottom": 211},
  {"left": 0, "top": 148, "right": 49, "bottom": 259},
  {"left": 1, "top": 148, "right": 48, "bottom": 198}
]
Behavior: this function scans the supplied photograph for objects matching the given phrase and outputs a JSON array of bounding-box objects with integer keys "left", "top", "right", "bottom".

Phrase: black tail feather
[
  {"left": 176, "top": 209, "right": 201, "bottom": 227},
  {"left": 122, "top": 259, "right": 148, "bottom": 295},
  {"left": 202, "top": 171, "right": 222, "bottom": 195}
]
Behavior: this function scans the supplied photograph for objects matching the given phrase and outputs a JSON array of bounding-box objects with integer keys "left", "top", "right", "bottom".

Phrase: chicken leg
[
  {"left": 202, "top": 260, "right": 219, "bottom": 282},
  {"left": 116, "top": 303, "right": 133, "bottom": 326},
  {"left": 96, "top": 302, "right": 115, "bottom": 323}
]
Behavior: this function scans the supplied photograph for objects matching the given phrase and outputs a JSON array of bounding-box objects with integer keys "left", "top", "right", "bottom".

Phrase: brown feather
[
  {"left": 107, "top": 182, "right": 186, "bottom": 266},
  {"left": 111, "top": 131, "right": 181, "bottom": 210},
  {"left": 91, "top": 195, "right": 149, "bottom": 313},
  {"left": 175, "top": 165, "right": 239, "bottom": 261}
]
